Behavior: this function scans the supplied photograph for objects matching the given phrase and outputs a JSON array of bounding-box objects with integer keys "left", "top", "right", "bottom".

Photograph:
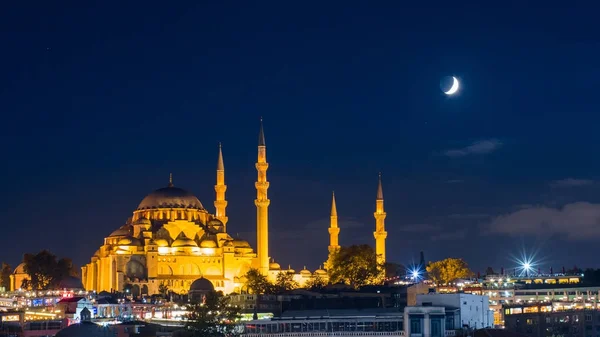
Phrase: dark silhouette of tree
[
  {"left": 384, "top": 262, "right": 405, "bottom": 279},
  {"left": 328, "top": 244, "right": 384, "bottom": 289},
  {"left": 243, "top": 268, "right": 274, "bottom": 294},
  {"left": 304, "top": 274, "right": 327, "bottom": 291},
  {"left": 21, "top": 250, "right": 74, "bottom": 290},
  {"left": 183, "top": 290, "right": 241, "bottom": 337},
  {"left": 426, "top": 258, "right": 474, "bottom": 285},
  {"left": 485, "top": 267, "right": 495, "bottom": 276},
  {"left": 0, "top": 263, "right": 11, "bottom": 290},
  {"left": 158, "top": 282, "right": 169, "bottom": 296},
  {"left": 274, "top": 271, "right": 298, "bottom": 292},
  {"left": 583, "top": 269, "right": 600, "bottom": 284}
]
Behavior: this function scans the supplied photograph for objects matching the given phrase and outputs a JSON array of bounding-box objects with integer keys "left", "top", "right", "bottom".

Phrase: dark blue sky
[{"left": 2, "top": 2, "right": 600, "bottom": 274}]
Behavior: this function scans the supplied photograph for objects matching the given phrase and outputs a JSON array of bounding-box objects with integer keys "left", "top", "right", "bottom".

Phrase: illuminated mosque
[{"left": 64, "top": 120, "right": 387, "bottom": 296}]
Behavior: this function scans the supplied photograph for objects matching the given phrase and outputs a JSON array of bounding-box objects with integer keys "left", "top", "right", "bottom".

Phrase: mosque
[{"left": 12, "top": 120, "right": 388, "bottom": 295}]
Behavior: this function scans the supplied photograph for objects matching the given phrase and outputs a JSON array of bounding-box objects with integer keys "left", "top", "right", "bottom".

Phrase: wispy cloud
[
  {"left": 446, "top": 179, "right": 464, "bottom": 184},
  {"left": 486, "top": 202, "right": 600, "bottom": 240},
  {"left": 431, "top": 229, "right": 467, "bottom": 241},
  {"left": 550, "top": 178, "right": 594, "bottom": 188},
  {"left": 399, "top": 224, "right": 442, "bottom": 232},
  {"left": 444, "top": 139, "right": 502, "bottom": 158}
]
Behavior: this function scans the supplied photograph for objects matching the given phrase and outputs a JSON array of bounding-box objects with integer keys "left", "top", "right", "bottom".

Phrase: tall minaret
[
  {"left": 373, "top": 173, "right": 387, "bottom": 264},
  {"left": 214, "top": 143, "right": 228, "bottom": 228},
  {"left": 328, "top": 192, "right": 340, "bottom": 254},
  {"left": 327, "top": 192, "right": 340, "bottom": 269},
  {"left": 255, "top": 118, "right": 270, "bottom": 275}
]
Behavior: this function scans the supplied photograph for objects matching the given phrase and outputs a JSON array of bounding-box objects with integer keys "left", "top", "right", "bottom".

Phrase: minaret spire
[
  {"left": 373, "top": 173, "right": 387, "bottom": 264},
  {"left": 258, "top": 117, "right": 266, "bottom": 146},
  {"left": 169, "top": 173, "right": 174, "bottom": 187},
  {"left": 377, "top": 172, "right": 383, "bottom": 200},
  {"left": 255, "top": 118, "right": 270, "bottom": 275},
  {"left": 214, "top": 143, "right": 228, "bottom": 228},
  {"left": 327, "top": 191, "right": 340, "bottom": 270}
]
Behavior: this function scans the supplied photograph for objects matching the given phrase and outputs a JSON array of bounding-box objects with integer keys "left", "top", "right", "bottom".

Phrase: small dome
[
  {"left": 200, "top": 239, "right": 217, "bottom": 248},
  {"left": 269, "top": 262, "right": 281, "bottom": 270},
  {"left": 172, "top": 237, "right": 198, "bottom": 248},
  {"left": 118, "top": 238, "right": 132, "bottom": 245},
  {"left": 109, "top": 224, "right": 132, "bottom": 237},
  {"left": 300, "top": 267, "right": 312, "bottom": 276},
  {"left": 134, "top": 217, "right": 151, "bottom": 226},
  {"left": 190, "top": 277, "right": 214, "bottom": 292},
  {"left": 154, "top": 239, "right": 169, "bottom": 247},
  {"left": 207, "top": 218, "right": 224, "bottom": 227},
  {"left": 118, "top": 237, "right": 142, "bottom": 246},
  {"left": 57, "top": 276, "right": 84, "bottom": 290},
  {"left": 232, "top": 239, "right": 251, "bottom": 248},
  {"left": 315, "top": 269, "right": 327, "bottom": 275},
  {"left": 137, "top": 185, "right": 204, "bottom": 210}
]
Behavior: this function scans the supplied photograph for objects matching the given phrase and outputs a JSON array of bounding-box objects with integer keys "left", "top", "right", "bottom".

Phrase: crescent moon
[{"left": 445, "top": 76, "right": 459, "bottom": 95}]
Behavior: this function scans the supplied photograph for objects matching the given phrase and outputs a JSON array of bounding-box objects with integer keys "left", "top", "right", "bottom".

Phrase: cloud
[
  {"left": 431, "top": 229, "right": 467, "bottom": 241},
  {"left": 444, "top": 139, "right": 502, "bottom": 157},
  {"left": 399, "top": 224, "right": 442, "bottom": 232},
  {"left": 487, "top": 202, "right": 600, "bottom": 240},
  {"left": 550, "top": 178, "right": 594, "bottom": 188},
  {"left": 446, "top": 179, "right": 464, "bottom": 184},
  {"left": 447, "top": 213, "right": 490, "bottom": 219}
]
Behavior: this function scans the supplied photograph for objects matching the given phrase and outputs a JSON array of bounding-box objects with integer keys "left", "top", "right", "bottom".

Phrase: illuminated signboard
[{"left": 1, "top": 315, "right": 20, "bottom": 322}]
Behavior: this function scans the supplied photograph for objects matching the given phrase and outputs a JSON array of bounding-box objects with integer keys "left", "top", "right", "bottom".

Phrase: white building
[{"left": 417, "top": 293, "right": 493, "bottom": 329}]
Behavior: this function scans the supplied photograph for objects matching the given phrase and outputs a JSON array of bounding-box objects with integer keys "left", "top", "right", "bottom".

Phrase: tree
[
  {"left": 0, "top": 263, "right": 11, "bottom": 291},
  {"left": 426, "top": 258, "right": 473, "bottom": 285},
  {"left": 274, "top": 271, "right": 298, "bottom": 292},
  {"left": 243, "top": 268, "right": 273, "bottom": 294},
  {"left": 159, "top": 282, "right": 169, "bottom": 296},
  {"left": 21, "top": 250, "right": 74, "bottom": 290},
  {"left": 384, "top": 262, "right": 405, "bottom": 279},
  {"left": 304, "top": 274, "right": 327, "bottom": 291},
  {"left": 184, "top": 290, "right": 241, "bottom": 337},
  {"left": 485, "top": 267, "right": 495, "bottom": 276},
  {"left": 328, "top": 244, "right": 384, "bottom": 289}
]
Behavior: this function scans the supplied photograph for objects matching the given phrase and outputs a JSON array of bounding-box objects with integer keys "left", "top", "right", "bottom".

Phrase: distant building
[
  {"left": 417, "top": 293, "right": 494, "bottom": 329},
  {"left": 503, "top": 302, "right": 600, "bottom": 337}
]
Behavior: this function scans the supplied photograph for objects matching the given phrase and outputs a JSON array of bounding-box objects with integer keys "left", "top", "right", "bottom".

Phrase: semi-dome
[
  {"left": 269, "top": 262, "right": 281, "bottom": 270},
  {"left": 154, "top": 239, "right": 169, "bottom": 247},
  {"left": 190, "top": 277, "right": 214, "bottom": 292},
  {"left": 172, "top": 237, "right": 198, "bottom": 248},
  {"left": 108, "top": 225, "right": 132, "bottom": 237},
  {"left": 300, "top": 267, "right": 312, "bottom": 276},
  {"left": 200, "top": 239, "right": 217, "bottom": 248},
  {"left": 232, "top": 239, "right": 251, "bottom": 248},
  {"left": 134, "top": 217, "right": 151, "bottom": 226},
  {"left": 117, "top": 237, "right": 142, "bottom": 246},
  {"left": 137, "top": 184, "right": 204, "bottom": 211}
]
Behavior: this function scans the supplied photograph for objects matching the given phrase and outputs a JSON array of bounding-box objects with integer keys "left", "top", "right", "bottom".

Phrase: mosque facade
[{"left": 67, "top": 120, "right": 388, "bottom": 296}]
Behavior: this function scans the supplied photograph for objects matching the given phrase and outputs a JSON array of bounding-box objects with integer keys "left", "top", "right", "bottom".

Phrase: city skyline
[{"left": 2, "top": 3, "right": 600, "bottom": 272}]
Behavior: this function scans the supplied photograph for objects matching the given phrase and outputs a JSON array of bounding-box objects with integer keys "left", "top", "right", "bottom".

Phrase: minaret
[
  {"left": 373, "top": 173, "right": 387, "bottom": 264},
  {"left": 214, "top": 143, "right": 228, "bottom": 229},
  {"left": 327, "top": 192, "right": 340, "bottom": 269},
  {"left": 255, "top": 118, "right": 270, "bottom": 275},
  {"left": 328, "top": 192, "right": 340, "bottom": 253}
]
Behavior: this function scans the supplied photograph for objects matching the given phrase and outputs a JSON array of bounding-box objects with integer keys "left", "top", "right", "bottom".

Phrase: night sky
[{"left": 2, "top": 3, "right": 600, "bottom": 274}]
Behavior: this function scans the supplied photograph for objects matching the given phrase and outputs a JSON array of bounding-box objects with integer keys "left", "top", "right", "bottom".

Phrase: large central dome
[{"left": 137, "top": 184, "right": 205, "bottom": 210}]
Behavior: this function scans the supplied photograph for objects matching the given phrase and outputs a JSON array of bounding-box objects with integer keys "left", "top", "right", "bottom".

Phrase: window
[
  {"left": 586, "top": 314, "right": 593, "bottom": 322},
  {"left": 411, "top": 319, "right": 422, "bottom": 334}
]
